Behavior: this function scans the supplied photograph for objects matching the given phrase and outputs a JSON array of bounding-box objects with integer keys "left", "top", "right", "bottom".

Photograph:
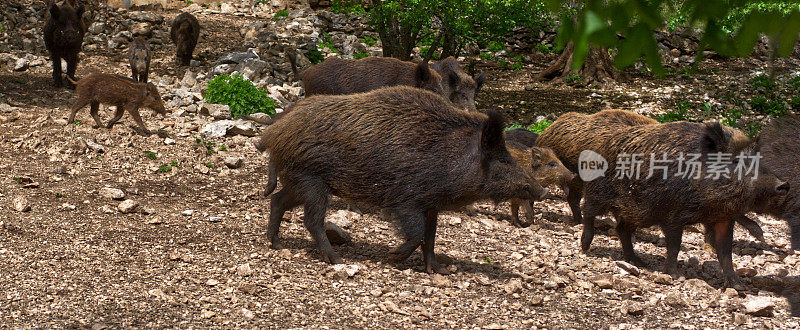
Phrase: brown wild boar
[
  {"left": 44, "top": 0, "right": 87, "bottom": 89},
  {"left": 752, "top": 115, "right": 800, "bottom": 250},
  {"left": 129, "top": 37, "right": 151, "bottom": 83},
  {"left": 257, "top": 86, "right": 548, "bottom": 273},
  {"left": 430, "top": 56, "right": 485, "bottom": 111},
  {"left": 506, "top": 141, "right": 575, "bottom": 226},
  {"left": 579, "top": 121, "right": 788, "bottom": 287},
  {"left": 67, "top": 73, "right": 166, "bottom": 135},
  {"left": 288, "top": 55, "right": 444, "bottom": 100},
  {"left": 170, "top": 12, "right": 200, "bottom": 66}
]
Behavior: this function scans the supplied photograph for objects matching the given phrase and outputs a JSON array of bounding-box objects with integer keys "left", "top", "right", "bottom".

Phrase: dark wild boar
[
  {"left": 506, "top": 128, "right": 539, "bottom": 147},
  {"left": 752, "top": 115, "right": 800, "bottom": 250},
  {"left": 170, "top": 12, "right": 200, "bottom": 66},
  {"left": 289, "top": 56, "right": 444, "bottom": 101},
  {"left": 43, "top": 0, "right": 87, "bottom": 89},
  {"left": 129, "top": 37, "right": 151, "bottom": 83},
  {"left": 430, "top": 56, "right": 485, "bottom": 111},
  {"left": 257, "top": 86, "right": 547, "bottom": 272},
  {"left": 506, "top": 141, "right": 575, "bottom": 226},
  {"left": 67, "top": 73, "right": 166, "bottom": 135},
  {"left": 579, "top": 121, "right": 788, "bottom": 287}
]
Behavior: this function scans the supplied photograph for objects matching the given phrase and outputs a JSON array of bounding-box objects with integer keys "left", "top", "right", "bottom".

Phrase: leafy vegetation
[
  {"left": 306, "top": 49, "right": 325, "bottom": 64},
  {"left": 195, "top": 137, "right": 216, "bottom": 156},
  {"left": 654, "top": 100, "right": 691, "bottom": 123},
  {"left": 750, "top": 74, "right": 776, "bottom": 93},
  {"left": 362, "top": 36, "right": 378, "bottom": 47},
  {"left": 273, "top": 10, "right": 289, "bottom": 20},
  {"left": 506, "top": 120, "right": 553, "bottom": 134},
  {"left": 144, "top": 150, "right": 157, "bottom": 160},
  {"left": 204, "top": 73, "right": 276, "bottom": 118},
  {"left": 353, "top": 51, "right": 371, "bottom": 59},
  {"left": 750, "top": 97, "right": 786, "bottom": 117}
]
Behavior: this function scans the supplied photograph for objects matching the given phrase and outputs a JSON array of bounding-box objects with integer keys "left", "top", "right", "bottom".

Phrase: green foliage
[
  {"left": 790, "top": 76, "right": 800, "bottom": 90},
  {"left": 479, "top": 52, "right": 494, "bottom": 61},
  {"left": 534, "top": 43, "right": 552, "bottom": 54},
  {"left": 487, "top": 40, "right": 505, "bottom": 52},
  {"left": 362, "top": 36, "right": 378, "bottom": 46},
  {"left": 655, "top": 100, "right": 691, "bottom": 123},
  {"left": 722, "top": 107, "right": 743, "bottom": 127},
  {"left": 72, "top": 120, "right": 82, "bottom": 126},
  {"left": 318, "top": 33, "right": 338, "bottom": 54},
  {"left": 55, "top": 193, "right": 65, "bottom": 198},
  {"left": 750, "top": 97, "right": 786, "bottom": 116},
  {"left": 204, "top": 73, "right": 276, "bottom": 118},
  {"left": 750, "top": 74, "right": 776, "bottom": 93},
  {"left": 307, "top": 49, "right": 325, "bottom": 64},
  {"left": 144, "top": 150, "right": 157, "bottom": 160},
  {"left": 354, "top": 51, "right": 371, "bottom": 59},
  {"left": 195, "top": 137, "right": 216, "bottom": 155},
  {"left": 218, "top": 145, "right": 228, "bottom": 152},
  {"left": 274, "top": 10, "right": 289, "bottom": 20},
  {"left": 171, "top": 160, "right": 180, "bottom": 167},
  {"left": 564, "top": 73, "right": 582, "bottom": 84},
  {"left": 506, "top": 120, "right": 553, "bottom": 134},
  {"left": 332, "top": 0, "right": 366, "bottom": 15},
  {"left": 158, "top": 164, "right": 172, "bottom": 173},
  {"left": 791, "top": 97, "right": 800, "bottom": 110},
  {"left": 745, "top": 121, "right": 762, "bottom": 139}
]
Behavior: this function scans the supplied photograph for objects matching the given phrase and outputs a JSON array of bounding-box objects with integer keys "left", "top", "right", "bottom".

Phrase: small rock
[
  {"left": 241, "top": 308, "right": 255, "bottom": 320},
  {"left": 615, "top": 260, "right": 640, "bottom": 276},
  {"left": 624, "top": 302, "right": 645, "bottom": 316},
  {"left": 164, "top": 137, "right": 176, "bottom": 145},
  {"left": 236, "top": 263, "right": 253, "bottom": 276},
  {"left": 224, "top": 156, "right": 243, "bottom": 169},
  {"left": 329, "top": 264, "right": 360, "bottom": 279},
  {"left": 206, "top": 279, "right": 219, "bottom": 286},
  {"left": 118, "top": 199, "right": 139, "bottom": 213},
  {"left": 591, "top": 274, "right": 613, "bottom": 289},
  {"left": 145, "top": 217, "right": 163, "bottom": 225},
  {"left": 148, "top": 288, "right": 167, "bottom": 299},
  {"left": 200, "top": 310, "right": 215, "bottom": 319},
  {"left": 182, "top": 209, "right": 194, "bottom": 216},
  {"left": 504, "top": 278, "right": 523, "bottom": 294},
  {"left": 99, "top": 187, "right": 126, "bottom": 200},
  {"left": 12, "top": 195, "right": 30, "bottom": 212},
  {"left": 742, "top": 296, "right": 775, "bottom": 317},
  {"left": 431, "top": 274, "right": 451, "bottom": 287}
]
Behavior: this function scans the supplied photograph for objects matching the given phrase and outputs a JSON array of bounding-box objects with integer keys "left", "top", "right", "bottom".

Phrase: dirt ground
[{"left": 1, "top": 4, "right": 799, "bottom": 329}]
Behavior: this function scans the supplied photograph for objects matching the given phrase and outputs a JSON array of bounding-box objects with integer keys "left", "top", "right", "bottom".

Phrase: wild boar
[
  {"left": 579, "top": 121, "right": 788, "bottom": 287},
  {"left": 170, "top": 12, "right": 200, "bottom": 66},
  {"left": 257, "top": 86, "right": 548, "bottom": 273},
  {"left": 43, "top": 0, "right": 87, "bottom": 89},
  {"left": 506, "top": 141, "right": 575, "bottom": 226},
  {"left": 430, "top": 56, "right": 485, "bottom": 111},
  {"left": 67, "top": 73, "right": 166, "bottom": 135},
  {"left": 129, "top": 37, "right": 151, "bottom": 83}
]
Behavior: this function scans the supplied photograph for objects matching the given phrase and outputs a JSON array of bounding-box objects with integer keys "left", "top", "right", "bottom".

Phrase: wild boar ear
[
  {"left": 75, "top": 3, "right": 85, "bottom": 18},
  {"left": 482, "top": 109, "right": 506, "bottom": 151},
  {"left": 531, "top": 147, "right": 545, "bottom": 162},
  {"left": 701, "top": 122, "right": 727, "bottom": 154},
  {"left": 49, "top": 2, "right": 60, "bottom": 19},
  {"left": 474, "top": 71, "right": 485, "bottom": 92},
  {"left": 414, "top": 62, "right": 431, "bottom": 87}
]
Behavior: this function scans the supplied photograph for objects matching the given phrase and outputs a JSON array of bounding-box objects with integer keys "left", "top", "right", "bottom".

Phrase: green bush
[
  {"left": 204, "top": 73, "right": 276, "bottom": 118},
  {"left": 362, "top": 36, "right": 378, "bottom": 47},
  {"left": 274, "top": 10, "right": 289, "bottom": 20},
  {"left": 307, "top": 49, "right": 325, "bottom": 64},
  {"left": 533, "top": 44, "right": 552, "bottom": 54},
  {"left": 791, "top": 76, "right": 800, "bottom": 90},
  {"left": 506, "top": 120, "right": 553, "bottom": 134},
  {"left": 353, "top": 51, "right": 371, "bottom": 59},
  {"left": 791, "top": 96, "right": 800, "bottom": 110},
  {"left": 750, "top": 97, "right": 786, "bottom": 116},
  {"left": 750, "top": 74, "right": 775, "bottom": 93},
  {"left": 487, "top": 40, "right": 505, "bottom": 52}
]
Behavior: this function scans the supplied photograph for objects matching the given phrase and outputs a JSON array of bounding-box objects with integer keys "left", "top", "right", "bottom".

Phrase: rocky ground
[{"left": 1, "top": 0, "right": 799, "bottom": 328}]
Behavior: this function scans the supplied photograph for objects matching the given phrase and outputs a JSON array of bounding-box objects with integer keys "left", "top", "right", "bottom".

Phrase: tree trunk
[{"left": 535, "top": 42, "right": 628, "bottom": 85}]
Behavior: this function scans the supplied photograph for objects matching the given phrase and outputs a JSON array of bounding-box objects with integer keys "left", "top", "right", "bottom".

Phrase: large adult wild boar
[
  {"left": 256, "top": 86, "right": 548, "bottom": 273},
  {"left": 170, "top": 12, "right": 200, "bottom": 66},
  {"left": 580, "top": 121, "right": 788, "bottom": 287},
  {"left": 290, "top": 56, "right": 444, "bottom": 101},
  {"left": 44, "top": 0, "right": 87, "bottom": 89}
]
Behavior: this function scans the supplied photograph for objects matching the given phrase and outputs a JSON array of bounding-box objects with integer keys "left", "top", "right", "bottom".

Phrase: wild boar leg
[
  {"left": 67, "top": 96, "right": 90, "bottom": 124},
  {"left": 580, "top": 200, "right": 599, "bottom": 252},
  {"left": 422, "top": 209, "right": 440, "bottom": 274},
  {"left": 107, "top": 104, "right": 125, "bottom": 129},
  {"left": 65, "top": 52, "right": 78, "bottom": 89},
  {"left": 567, "top": 178, "right": 584, "bottom": 224},
  {"left": 386, "top": 209, "right": 425, "bottom": 264},
  {"left": 125, "top": 102, "right": 150, "bottom": 135},
  {"left": 301, "top": 182, "right": 342, "bottom": 264},
  {"left": 267, "top": 187, "right": 302, "bottom": 250},
  {"left": 51, "top": 54, "right": 63, "bottom": 87},
  {"left": 711, "top": 220, "right": 742, "bottom": 287},
  {"left": 509, "top": 199, "right": 523, "bottom": 227},
  {"left": 89, "top": 101, "right": 103, "bottom": 128},
  {"left": 616, "top": 219, "right": 646, "bottom": 267},
  {"left": 521, "top": 200, "right": 536, "bottom": 225},
  {"left": 661, "top": 225, "right": 684, "bottom": 279},
  {"left": 735, "top": 215, "right": 765, "bottom": 244},
  {"left": 790, "top": 214, "right": 800, "bottom": 250}
]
